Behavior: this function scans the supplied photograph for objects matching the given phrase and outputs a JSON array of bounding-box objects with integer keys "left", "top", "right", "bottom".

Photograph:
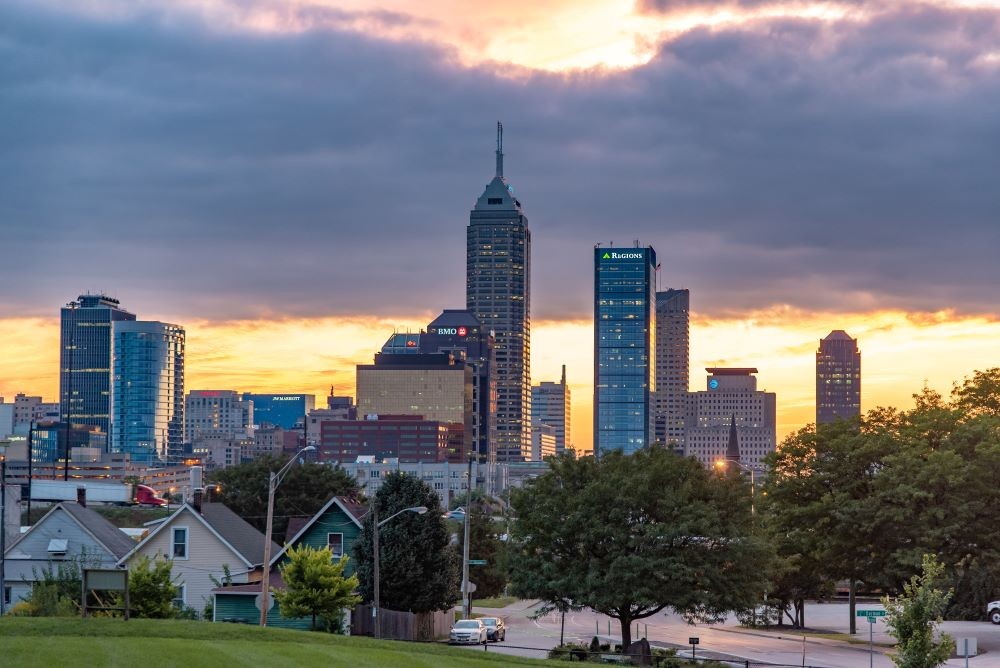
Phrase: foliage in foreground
[
  {"left": 509, "top": 448, "right": 770, "bottom": 651},
  {"left": 883, "top": 555, "right": 955, "bottom": 668},
  {"left": 274, "top": 544, "right": 361, "bottom": 631}
]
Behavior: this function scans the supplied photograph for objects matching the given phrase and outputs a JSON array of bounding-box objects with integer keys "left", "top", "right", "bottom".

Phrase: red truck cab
[{"left": 135, "top": 484, "right": 168, "bottom": 507}]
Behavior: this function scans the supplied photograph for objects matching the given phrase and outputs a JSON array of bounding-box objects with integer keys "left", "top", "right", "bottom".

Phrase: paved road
[{"left": 453, "top": 601, "right": 998, "bottom": 666}]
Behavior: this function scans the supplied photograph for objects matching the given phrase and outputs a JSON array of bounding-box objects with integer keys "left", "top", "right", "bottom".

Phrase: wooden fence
[{"left": 352, "top": 605, "right": 452, "bottom": 641}]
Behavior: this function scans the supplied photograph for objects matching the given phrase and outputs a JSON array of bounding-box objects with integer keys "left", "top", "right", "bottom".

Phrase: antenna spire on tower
[{"left": 495, "top": 121, "right": 504, "bottom": 178}]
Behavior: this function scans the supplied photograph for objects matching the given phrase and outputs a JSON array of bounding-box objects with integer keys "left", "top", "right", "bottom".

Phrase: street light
[
  {"left": 372, "top": 505, "right": 427, "bottom": 639},
  {"left": 259, "top": 445, "right": 316, "bottom": 626}
]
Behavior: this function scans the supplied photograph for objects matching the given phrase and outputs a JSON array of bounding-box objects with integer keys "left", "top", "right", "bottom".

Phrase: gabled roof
[
  {"left": 118, "top": 502, "right": 279, "bottom": 568},
  {"left": 6, "top": 502, "right": 135, "bottom": 560},
  {"left": 269, "top": 496, "right": 368, "bottom": 566},
  {"left": 212, "top": 572, "right": 286, "bottom": 595}
]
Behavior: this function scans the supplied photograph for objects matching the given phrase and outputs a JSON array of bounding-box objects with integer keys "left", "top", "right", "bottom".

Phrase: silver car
[{"left": 449, "top": 619, "right": 488, "bottom": 644}]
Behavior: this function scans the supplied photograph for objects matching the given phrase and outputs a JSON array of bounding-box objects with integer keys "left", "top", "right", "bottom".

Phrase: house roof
[
  {"left": 270, "top": 496, "right": 368, "bottom": 566},
  {"left": 118, "top": 502, "right": 280, "bottom": 568},
  {"left": 284, "top": 517, "right": 310, "bottom": 542},
  {"left": 212, "top": 572, "right": 286, "bottom": 595},
  {"left": 6, "top": 502, "right": 135, "bottom": 560}
]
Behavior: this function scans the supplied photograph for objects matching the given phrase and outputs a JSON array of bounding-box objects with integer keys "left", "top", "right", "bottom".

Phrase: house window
[
  {"left": 172, "top": 583, "right": 186, "bottom": 609},
  {"left": 172, "top": 527, "right": 188, "bottom": 559},
  {"left": 327, "top": 533, "right": 344, "bottom": 558}
]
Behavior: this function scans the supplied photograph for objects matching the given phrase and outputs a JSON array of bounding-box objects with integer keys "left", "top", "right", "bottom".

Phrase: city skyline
[{"left": 4, "top": 1, "right": 1000, "bottom": 453}]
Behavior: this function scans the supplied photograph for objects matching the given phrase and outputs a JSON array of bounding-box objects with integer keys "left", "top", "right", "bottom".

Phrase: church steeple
[
  {"left": 726, "top": 414, "right": 740, "bottom": 463},
  {"left": 495, "top": 121, "right": 504, "bottom": 178}
]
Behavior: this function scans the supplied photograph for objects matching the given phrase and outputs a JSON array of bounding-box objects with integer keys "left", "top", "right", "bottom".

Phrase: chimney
[
  {"left": 76, "top": 486, "right": 86, "bottom": 508},
  {"left": 192, "top": 488, "right": 203, "bottom": 514}
]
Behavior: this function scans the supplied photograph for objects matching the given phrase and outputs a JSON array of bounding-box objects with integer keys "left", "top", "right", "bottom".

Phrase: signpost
[
  {"left": 468, "top": 559, "right": 487, "bottom": 566},
  {"left": 857, "top": 610, "right": 887, "bottom": 668},
  {"left": 689, "top": 637, "right": 699, "bottom": 660}
]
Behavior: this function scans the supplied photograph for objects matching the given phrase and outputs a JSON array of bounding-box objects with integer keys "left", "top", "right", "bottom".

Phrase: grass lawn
[
  {"left": 472, "top": 596, "right": 519, "bottom": 608},
  {"left": 0, "top": 617, "right": 548, "bottom": 667}
]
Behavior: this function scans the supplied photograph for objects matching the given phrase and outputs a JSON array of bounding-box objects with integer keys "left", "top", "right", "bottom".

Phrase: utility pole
[
  {"left": 373, "top": 502, "right": 380, "bottom": 639},
  {"left": 462, "top": 454, "right": 472, "bottom": 619},
  {"left": 1, "top": 454, "right": 7, "bottom": 615}
]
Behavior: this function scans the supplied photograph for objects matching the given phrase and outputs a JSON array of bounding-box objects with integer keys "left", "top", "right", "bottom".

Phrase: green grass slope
[{"left": 0, "top": 617, "right": 547, "bottom": 667}]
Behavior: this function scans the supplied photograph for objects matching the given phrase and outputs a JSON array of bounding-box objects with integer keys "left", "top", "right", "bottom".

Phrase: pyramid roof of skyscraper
[
  {"left": 427, "top": 310, "right": 484, "bottom": 329},
  {"left": 824, "top": 330, "right": 855, "bottom": 341}
]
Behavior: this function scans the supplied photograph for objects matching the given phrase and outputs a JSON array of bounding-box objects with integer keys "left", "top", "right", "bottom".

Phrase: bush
[{"left": 547, "top": 642, "right": 591, "bottom": 661}]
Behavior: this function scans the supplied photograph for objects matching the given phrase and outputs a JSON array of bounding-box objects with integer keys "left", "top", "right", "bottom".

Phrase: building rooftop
[
  {"left": 706, "top": 368, "right": 759, "bottom": 375},
  {"left": 823, "top": 330, "right": 855, "bottom": 341}
]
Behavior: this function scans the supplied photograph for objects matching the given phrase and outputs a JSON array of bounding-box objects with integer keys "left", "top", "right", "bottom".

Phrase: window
[
  {"left": 172, "top": 584, "right": 186, "bottom": 609},
  {"left": 172, "top": 527, "right": 188, "bottom": 559},
  {"left": 327, "top": 533, "right": 344, "bottom": 558}
]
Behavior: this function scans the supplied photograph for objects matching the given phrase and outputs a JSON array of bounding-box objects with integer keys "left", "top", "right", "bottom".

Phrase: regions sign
[{"left": 601, "top": 251, "right": 644, "bottom": 260}]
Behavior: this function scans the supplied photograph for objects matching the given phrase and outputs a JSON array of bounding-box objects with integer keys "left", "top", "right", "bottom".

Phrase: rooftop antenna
[{"left": 495, "top": 121, "right": 504, "bottom": 178}]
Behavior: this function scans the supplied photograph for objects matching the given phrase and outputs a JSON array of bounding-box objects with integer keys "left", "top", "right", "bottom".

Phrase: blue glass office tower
[
  {"left": 242, "top": 393, "right": 316, "bottom": 429},
  {"left": 60, "top": 294, "right": 136, "bottom": 439},
  {"left": 112, "top": 321, "right": 185, "bottom": 464},
  {"left": 594, "top": 246, "right": 656, "bottom": 455}
]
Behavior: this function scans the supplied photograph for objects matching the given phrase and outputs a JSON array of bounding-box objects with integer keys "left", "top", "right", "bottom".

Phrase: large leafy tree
[
  {"left": 274, "top": 544, "right": 361, "bottom": 631},
  {"left": 455, "top": 503, "right": 507, "bottom": 599},
  {"left": 508, "top": 449, "right": 770, "bottom": 650},
  {"left": 352, "top": 472, "right": 459, "bottom": 613},
  {"left": 208, "top": 455, "right": 358, "bottom": 542}
]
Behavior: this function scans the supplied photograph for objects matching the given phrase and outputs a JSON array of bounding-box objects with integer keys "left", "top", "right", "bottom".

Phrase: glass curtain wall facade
[
  {"left": 594, "top": 246, "right": 656, "bottom": 455},
  {"left": 112, "top": 321, "right": 185, "bottom": 464},
  {"left": 241, "top": 393, "right": 315, "bottom": 429},
  {"left": 466, "top": 124, "right": 532, "bottom": 462},
  {"left": 60, "top": 294, "right": 136, "bottom": 439},
  {"left": 654, "top": 289, "right": 690, "bottom": 449}
]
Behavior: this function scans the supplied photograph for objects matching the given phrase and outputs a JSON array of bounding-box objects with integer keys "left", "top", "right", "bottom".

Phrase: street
[{"left": 455, "top": 601, "right": 1000, "bottom": 666}]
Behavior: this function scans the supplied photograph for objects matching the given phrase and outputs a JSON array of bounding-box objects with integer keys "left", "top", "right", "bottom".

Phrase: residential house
[
  {"left": 119, "top": 494, "right": 277, "bottom": 614},
  {"left": 212, "top": 496, "right": 367, "bottom": 629},
  {"left": 3, "top": 501, "right": 135, "bottom": 608}
]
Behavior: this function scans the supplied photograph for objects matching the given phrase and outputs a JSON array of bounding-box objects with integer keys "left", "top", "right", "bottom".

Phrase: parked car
[
  {"left": 480, "top": 617, "right": 506, "bottom": 642},
  {"left": 988, "top": 600, "right": 1000, "bottom": 624},
  {"left": 449, "top": 619, "right": 488, "bottom": 644}
]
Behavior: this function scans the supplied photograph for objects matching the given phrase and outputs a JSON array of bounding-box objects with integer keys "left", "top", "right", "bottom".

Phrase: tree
[
  {"left": 509, "top": 449, "right": 770, "bottom": 651},
  {"left": 209, "top": 455, "right": 358, "bottom": 542},
  {"left": 274, "top": 544, "right": 361, "bottom": 631},
  {"left": 883, "top": 554, "right": 955, "bottom": 668},
  {"left": 128, "top": 555, "right": 178, "bottom": 618},
  {"left": 455, "top": 502, "right": 507, "bottom": 599},
  {"left": 353, "top": 472, "right": 459, "bottom": 613}
]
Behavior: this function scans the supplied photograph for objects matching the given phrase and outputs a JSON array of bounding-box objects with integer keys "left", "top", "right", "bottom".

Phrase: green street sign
[
  {"left": 856, "top": 610, "right": 887, "bottom": 618},
  {"left": 468, "top": 559, "right": 488, "bottom": 566}
]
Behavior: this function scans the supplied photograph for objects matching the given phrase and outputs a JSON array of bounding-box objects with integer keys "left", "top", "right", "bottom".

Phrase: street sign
[
  {"left": 468, "top": 559, "right": 487, "bottom": 566},
  {"left": 461, "top": 581, "right": 477, "bottom": 594},
  {"left": 856, "top": 610, "right": 887, "bottom": 618},
  {"left": 688, "top": 637, "right": 699, "bottom": 645}
]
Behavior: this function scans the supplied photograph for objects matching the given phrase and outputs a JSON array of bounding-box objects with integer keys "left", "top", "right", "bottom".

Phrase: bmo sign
[{"left": 432, "top": 326, "right": 469, "bottom": 337}]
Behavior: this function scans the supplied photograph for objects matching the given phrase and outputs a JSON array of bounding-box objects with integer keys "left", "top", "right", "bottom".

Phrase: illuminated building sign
[
  {"left": 431, "top": 327, "right": 468, "bottom": 337},
  {"left": 709, "top": 379, "right": 720, "bottom": 390},
  {"left": 601, "top": 251, "right": 644, "bottom": 260}
]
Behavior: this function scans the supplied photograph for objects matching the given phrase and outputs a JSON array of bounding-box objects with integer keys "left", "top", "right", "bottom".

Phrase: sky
[{"left": 2, "top": 0, "right": 1000, "bottom": 452}]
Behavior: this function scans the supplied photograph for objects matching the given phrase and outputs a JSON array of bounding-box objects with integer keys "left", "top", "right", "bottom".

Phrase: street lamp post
[
  {"left": 1, "top": 452, "right": 6, "bottom": 616},
  {"left": 259, "top": 445, "right": 316, "bottom": 626},
  {"left": 372, "top": 504, "right": 427, "bottom": 639}
]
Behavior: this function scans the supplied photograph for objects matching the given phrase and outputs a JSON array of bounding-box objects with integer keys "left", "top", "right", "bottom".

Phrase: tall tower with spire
[{"left": 467, "top": 122, "right": 532, "bottom": 462}]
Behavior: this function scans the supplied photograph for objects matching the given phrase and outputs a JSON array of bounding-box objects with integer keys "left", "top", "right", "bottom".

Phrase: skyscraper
[
  {"left": 684, "top": 368, "right": 776, "bottom": 468},
  {"left": 654, "top": 289, "right": 690, "bottom": 449},
  {"left": 185, "top": 390, "right": 253, "bottom": 442},
  {"left": 241, "top": 393, "right": 316, "bottom": 429},
  {"left": 531, "top": 365, "right": 572, "bottom": 455},
  {"left": 60, "top": 294, "right": 136, "bottom": 439},
  {"left": 467, "top": 123, "right": 531, "bottom": 462},
  {"left": 594, "top": 245, "right": 657, "bottom": 456},
  {"left": 111, "top": 321, "right": 185, "bottom": 464},
  {"left": 816, "top": 330, "right": 861, "bottom": 424}
]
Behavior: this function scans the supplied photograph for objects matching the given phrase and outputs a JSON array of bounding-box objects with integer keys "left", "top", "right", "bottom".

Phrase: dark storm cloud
[{"left": 1, "top": 2, "right": 999, "bottom": 322}]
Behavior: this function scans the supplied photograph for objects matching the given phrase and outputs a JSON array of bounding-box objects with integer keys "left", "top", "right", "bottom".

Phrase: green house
[{"left": 212, "top": 496, "right": 368, "bottom": 630}]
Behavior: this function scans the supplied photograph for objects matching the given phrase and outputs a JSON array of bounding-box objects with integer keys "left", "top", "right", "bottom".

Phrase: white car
[
  {"left": 988, "top": 601, "right": 1000, "bottom": 624},
  {"left": 449, "top": 619, "right": 488, "bottom": 644}
]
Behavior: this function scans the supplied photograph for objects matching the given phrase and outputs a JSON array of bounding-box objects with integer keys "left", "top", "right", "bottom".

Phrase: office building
[
  {"left": 192, "top": 436, "right": 250, "bottom": 470},
  {"left": 184, "top": 390, "right": 253, "bottom": 442},
  {"left": 0, "top": 401, "right": 13, "bottom": 439},
  {"left": 593, "top": 245, "right": 657, "bottom": 455},
  {"left": 250, "top": 424, "right": 287, "bottom": 459},
  {"left": 531, "top": 422, "right": 556, "bottom": 461},
  {"left": 342, "top": 458, "right": 484, "bottom": 508},
  {"left": 356, "top": 353, "right": 474, "bottom": 461},
  {"left": 316, "top": 415, "right": 460, "bottom": 464},
  {"left": 816, "top": 330, "right": 862, "bottom": 425},
  {"left": 684, "top": 368, "right": 776, "bottom": 468},
  {"left": 111, "top": 321, "right": 185, "bottom": 464},
  {"left": 327, "top": 387, "right": 356, "bottom": 413},
  {"left": 242, "top": 393, "right": 315, "bottom": 429},
  {"left": 466, "top": 123, "right": 532, "bottom": 461},
  {"left": 654, "top": 289, "right": 690, "bottom": 449},
  {"left": 30, "top": 421, "right": 108, "bottom": 463},
  {"left": 531, "top": 365, "right": 572, "bottom": 454},
  {"left": 60, "top": 294, "right": 136, "bottom": 438}
]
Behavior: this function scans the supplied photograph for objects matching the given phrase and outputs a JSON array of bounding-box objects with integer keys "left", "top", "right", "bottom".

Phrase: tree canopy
[
  {"left": 208, "top": 455, "right": 358, "bottom": 543},
  {"left": 455, "top": 502, "right": 507, "bottom": 600},
  {"left": 352, "top": 472, "right": 459, "bottom": 613},
  {"left": 274, "top": 544, "right": 361, "bottom": 631},
  {"left": 508, "top": 448, "right": 770, "bottom": 650}
]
